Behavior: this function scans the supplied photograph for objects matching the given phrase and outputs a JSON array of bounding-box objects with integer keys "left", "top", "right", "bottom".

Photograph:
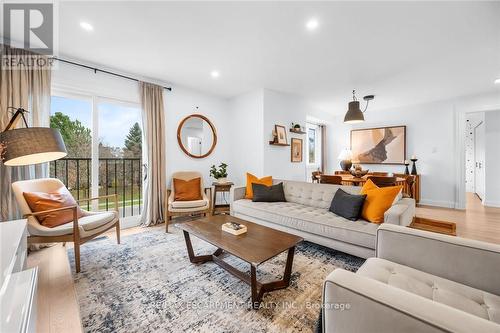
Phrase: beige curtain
[
  {"left": 139, "top": 81, "right": 166, "bottom": 226},
  {"left": 0, "top": 45, "right": 51, "bottom": 221},
  {"left": 320, "top": 124, "right": 326, "bottom": 173}
]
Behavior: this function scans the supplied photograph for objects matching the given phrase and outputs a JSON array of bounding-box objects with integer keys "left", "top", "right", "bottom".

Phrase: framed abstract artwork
[
  {"left": 291, "top": 138, "right": 303, "bottom": 162},
  {"left": 350, "top": 126, "right": 406, "bottom": 164}
]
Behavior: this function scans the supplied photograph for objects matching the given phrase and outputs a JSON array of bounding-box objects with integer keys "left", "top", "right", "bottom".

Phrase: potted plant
[
  {"left": 291, "top": 123, "right": 302, "bottom": 132},
  {"left": 210, "top": 162, "right": 228, "bottom": 183}
]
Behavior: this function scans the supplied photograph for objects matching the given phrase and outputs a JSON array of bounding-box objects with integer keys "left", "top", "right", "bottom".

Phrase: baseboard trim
[
  {"left": 418, "top": 199, "right": 456, "bottom": 209},
  {"left": 483, "top": 200, "right": 500, "bottom": 208}
]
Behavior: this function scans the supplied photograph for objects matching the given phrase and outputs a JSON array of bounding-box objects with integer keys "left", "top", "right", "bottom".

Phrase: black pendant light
[{"left": 343, "top": 90, "right": 375, "bottom": 124}]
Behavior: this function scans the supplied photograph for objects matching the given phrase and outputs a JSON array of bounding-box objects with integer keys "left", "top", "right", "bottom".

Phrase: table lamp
[
  {"left": 0, "top": 107, "right": 67, "bottom": 166},
  {"left": 338, "top": 149, "right": 353, "bottom": 171}
]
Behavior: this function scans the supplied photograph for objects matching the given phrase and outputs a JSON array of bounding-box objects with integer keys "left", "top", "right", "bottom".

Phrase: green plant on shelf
[{"left": 210, "top": 162, "right": 228, "bottom": 179}]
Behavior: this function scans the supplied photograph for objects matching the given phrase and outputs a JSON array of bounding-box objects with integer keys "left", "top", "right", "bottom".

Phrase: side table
[{"left": 212, "top": 182, "right": 234, "bottom": 215}]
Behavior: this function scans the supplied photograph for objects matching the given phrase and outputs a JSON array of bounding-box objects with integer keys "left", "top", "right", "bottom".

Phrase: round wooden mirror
[{"left": 177, "top": 114, "right": 217, "bottom": 158}]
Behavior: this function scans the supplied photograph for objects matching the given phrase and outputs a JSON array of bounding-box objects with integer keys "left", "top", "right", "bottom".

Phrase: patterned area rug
[{"left": 68, "top": 224, "right": 364, "bottom": 333}]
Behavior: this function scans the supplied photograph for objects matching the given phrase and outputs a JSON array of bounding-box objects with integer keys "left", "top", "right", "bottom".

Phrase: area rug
[{"left": 68, "top": 225, "right": 364, "bottom": 333}]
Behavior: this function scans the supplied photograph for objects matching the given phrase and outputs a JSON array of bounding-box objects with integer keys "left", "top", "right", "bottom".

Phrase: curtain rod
[{"left": 52, "top": 57, "right": 172, "bottom": 91}]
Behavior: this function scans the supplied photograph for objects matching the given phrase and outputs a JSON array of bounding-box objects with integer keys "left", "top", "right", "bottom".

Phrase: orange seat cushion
[
  {"left": 360, "top": 179, "right": 403, "bottom": 224},
  {"left": 245, "top": 173, "right": 273, "bottom": 199},
  {"left": 23, "top": 187, "right": 85, "bottom": 228},
  {"left": 174, "top": 177, "right": 202, "bottom": 201}
]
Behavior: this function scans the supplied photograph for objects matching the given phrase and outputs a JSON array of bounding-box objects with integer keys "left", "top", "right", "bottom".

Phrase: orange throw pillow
[
  {"left": 174, "top": 177, "right": 202, "bottom": 201},
  {"left": 245, "top": 173, "right": 273, "bottom": 199},
  {"left": 23, "top": 187, "right": 84, "bottom": 228},
  {"left": 360, "top": 179, "right": 402, "bottom": 224}
]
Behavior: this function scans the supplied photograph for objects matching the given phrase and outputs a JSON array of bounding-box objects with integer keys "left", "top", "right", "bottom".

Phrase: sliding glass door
[{"left": 50, "top": 92, "right": 143, "bottom": 219}]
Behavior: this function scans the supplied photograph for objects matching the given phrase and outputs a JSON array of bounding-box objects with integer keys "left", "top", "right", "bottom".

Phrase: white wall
[
  {"left": 228, "top": 90, "right": 265, "bottom": 186},
  {"left": 166, "top": 87, "right": 232, "bottom": 186},
  {"left": 484, "top": 111, "right": 500, "bottom": 207},
  {"left": 263, "top": 89, "right": 308, "bottom": 182}
]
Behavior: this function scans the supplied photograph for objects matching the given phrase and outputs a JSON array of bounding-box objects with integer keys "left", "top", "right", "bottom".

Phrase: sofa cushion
[
  {"left": 245, "top": 173, "right": 273, "bottom": 199},
  {"left": 329, "top": 189, "right": 366, "bottom": 221},
  {"left": 232, "top": 199, "right": 378, "bottom": 248},
  {"left": 281, "top": 180, "right": 361, "bottom": 209},
  {"left": 357, "top": 258, "right": 500, "bottom": 324},
  {"left": 173, "top": 177, "right": 202, "bottom": 201},
  {"left": 252, "top": 182, "right": 286, "bottom": 202},
  {"left": 171, "top": 199, "right": 208, "bottom": 209},
  {"left": 360, "top": 180, "right": 403, "bottom": 223},
  {"left": 23, "top": 186, "right": 85, "bottom": 228},
  {"left": 27, "top": 210, "right": 117, "bottom": 236}
]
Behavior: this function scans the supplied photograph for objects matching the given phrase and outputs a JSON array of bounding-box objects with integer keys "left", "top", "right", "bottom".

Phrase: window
[
  {"left": 98, "top": 100, "right": 143, "bottom": 217},
  {"left": 308, "top": 127, "right": 316, "bottom": 164},
  {"left": 50, "top": 95, "right": 92, "bottom": 203},
  {"left": 49, "top": 92, "right": 143, "bottom": 218},
  {"left": 306, "top": 123, "right": 322, "bottom": 166}
]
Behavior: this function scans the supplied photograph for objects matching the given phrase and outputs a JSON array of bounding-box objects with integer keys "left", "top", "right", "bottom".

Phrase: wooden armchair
[
  {"left": 320, "top": 175, "right": 343, "bottom": 185},
  {"left": 311, "top": 170, "right": 322, "bottom": 183},
  {"left": 366, "top": 176, "right": 397, "bottom": 187},
  {"left": 12, "top": 178, "right": 120, "bottom": 273},
  {"left": 165, "top": 171, "right": 212, "bottom": 232}
]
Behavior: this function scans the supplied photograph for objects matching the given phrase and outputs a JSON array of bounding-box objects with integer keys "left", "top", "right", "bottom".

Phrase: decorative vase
[
  {"left": 339, "top": 160, "right": 352, "bottom": 171},
  {"left": 404, "top": 161, "right": 410, "bottom": 175},
  {"left": 411, "top": 159, "right": 418, "bottom": 175},
  {"left": 216, "top": 177, "right": 228, "bottom": 184}
]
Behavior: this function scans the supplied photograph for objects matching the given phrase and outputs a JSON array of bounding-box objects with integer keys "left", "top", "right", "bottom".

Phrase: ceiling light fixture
[
  {"left": 495, "top": 78, "right": 500, "bottom": 84},
  {"left": 210, "top": 70, "right": 220, "bottom": 79},
  {"left": 306, "top": 18, "right": 319, "bottom": 31},
  {"left": 343, "top": 90, "right": 375, "bottom": 124},
  {"left": 80, "top": 21, "right": 94, "bottom": 31}
]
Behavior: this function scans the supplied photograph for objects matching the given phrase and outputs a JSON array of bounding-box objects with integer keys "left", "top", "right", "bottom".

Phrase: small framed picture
[
  {"left": 275, "top": 125, "right": 287, "bottom": 144},
  {"left": 291, "top": 138, "right": 303, "bottom": 162}
]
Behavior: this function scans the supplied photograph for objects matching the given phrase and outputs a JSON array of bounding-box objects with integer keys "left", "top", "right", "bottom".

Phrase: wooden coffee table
[{"left": 176, "top": 215, "right": 303, "bottom": 309}]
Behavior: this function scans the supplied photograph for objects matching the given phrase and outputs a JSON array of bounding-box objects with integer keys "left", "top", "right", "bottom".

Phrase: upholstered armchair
[
  {"left": 166, "top": 171, "right": 211, "bottom": 232},
  {"left": 12, "top": 178, "right": 120, "bottom": 273}
]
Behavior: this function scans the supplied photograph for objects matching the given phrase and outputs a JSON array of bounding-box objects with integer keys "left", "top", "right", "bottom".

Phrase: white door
[
  {"left": 474, "top": 122, "right": 485, "bottom": 201},
  {"left": 187, "top": 137, "right": 202, "bottom": 155}
]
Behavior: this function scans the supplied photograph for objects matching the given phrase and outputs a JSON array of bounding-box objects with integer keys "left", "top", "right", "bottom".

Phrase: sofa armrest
[
  {"left": 323, "top": 269, "right": 499, "bottom": 333},
  {"left": 230, "top": 186, "right": 246, "bottom": 202},
  {"left": 383, "top": 198, "right": 415, "bottom": 226},
  {"left": 376, "top": 224, "right": 500, "bottom": 295}
]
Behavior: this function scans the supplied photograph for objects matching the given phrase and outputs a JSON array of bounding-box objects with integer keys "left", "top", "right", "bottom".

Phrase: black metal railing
[{"left": 49, "top": 157, "right": 143, "bottom": 217}]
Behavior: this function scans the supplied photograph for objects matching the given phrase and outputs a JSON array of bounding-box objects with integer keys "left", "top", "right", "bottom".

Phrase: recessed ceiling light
[
  {"left": 306, "top": 18, "right": 319, "bottom": 31},
  {"left": 495, "top": 78, "right": 500, "bottom": 84},
  {"left": 210, "top": 70, "right": 220, "bottom": 79},
  {"left": 80, "top": 21, "right": 94, "bottom": 31}
]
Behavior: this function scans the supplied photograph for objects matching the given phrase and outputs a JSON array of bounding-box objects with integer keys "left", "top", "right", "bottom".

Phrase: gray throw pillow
[
  {"left": 329, "top": 189, "right": 367, "bottom": 221},
  {"left": 252, "top": 182, "right": 286, "bottom": 202}
]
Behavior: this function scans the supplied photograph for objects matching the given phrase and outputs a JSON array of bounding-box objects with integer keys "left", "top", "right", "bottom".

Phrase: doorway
[{"left": 474, "top": 121, "right": 485, "bottom": 201}]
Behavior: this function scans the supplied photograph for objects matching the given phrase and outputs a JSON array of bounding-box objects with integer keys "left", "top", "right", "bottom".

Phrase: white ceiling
[{"left": 54, "top": 1, "right": 500, "bottom": 113}]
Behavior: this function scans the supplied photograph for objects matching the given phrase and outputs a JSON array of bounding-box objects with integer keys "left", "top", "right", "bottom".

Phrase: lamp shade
[
  {"left": 0, "top": 127, "right": 67, "bottom": 166},
  {"left": 338, "top": 149, "right": 352, "bottom": 160},
  {"left": 344, "top": 100, "right": 365, "bottom": 124}
]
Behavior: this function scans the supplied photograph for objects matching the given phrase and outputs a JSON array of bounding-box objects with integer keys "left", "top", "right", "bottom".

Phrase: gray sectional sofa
[{"left": 230, "top": 180, "right": 415, "bottom": 258}]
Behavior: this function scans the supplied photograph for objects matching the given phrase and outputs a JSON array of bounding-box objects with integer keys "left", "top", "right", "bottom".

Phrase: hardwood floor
[
  {"left": 26, "top": 225, "right": 150, "bottom": 333},
  {"left": 416, "top": 192, "right": 500, "bottom": 244},
  {"left": 27, "top": 198, "right": 500, "bottom": 332}
]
